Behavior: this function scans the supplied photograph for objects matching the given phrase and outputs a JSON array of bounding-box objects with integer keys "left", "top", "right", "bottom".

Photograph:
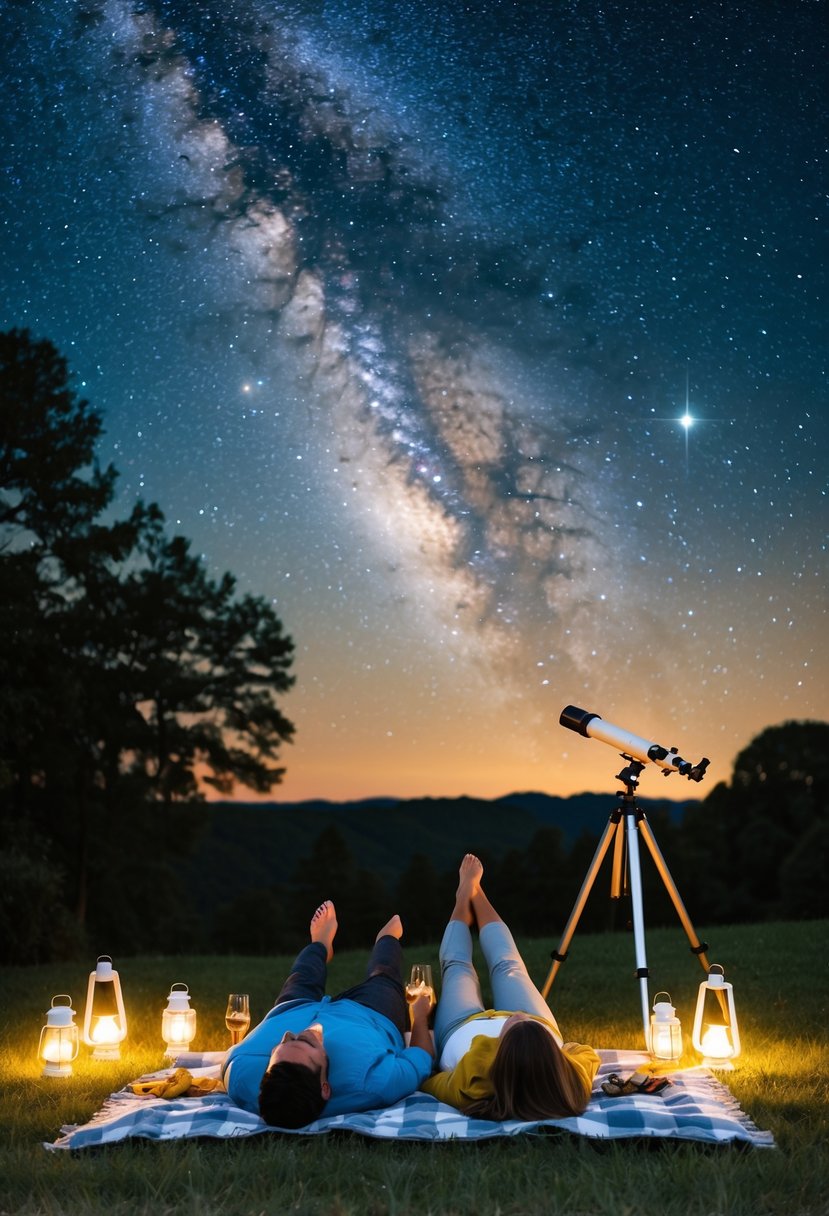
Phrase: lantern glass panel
[
  {"left": 650, "top": 1019, "right": 682, "bottom": 1060},
  {"left": 39, "top": 1024, "right": 79, "bottom": 1076},
  {"left": 692, "top": 966, "right": 741, "bottom": 1069},
  {"left": 39, "top": 996, "right": 80, "bottom": 1078},
  {"left": 83, "top": 957, "right": 127, "bottom": 1059},
  {"left": 162, "top": 1008, "right": 197, "bottom": 1054}
]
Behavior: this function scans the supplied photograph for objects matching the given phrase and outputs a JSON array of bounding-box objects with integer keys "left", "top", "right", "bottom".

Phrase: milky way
[{"left": 1, "top": 0, "right": 826, "bottom": 799}]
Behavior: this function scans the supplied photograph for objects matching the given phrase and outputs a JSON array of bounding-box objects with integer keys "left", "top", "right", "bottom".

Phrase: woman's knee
[
  {"left": 440, "top": 958, "right": 480, "bottom": 985},
  {"left": 490, "top": 957, "right": 528, "bottom": 982}
]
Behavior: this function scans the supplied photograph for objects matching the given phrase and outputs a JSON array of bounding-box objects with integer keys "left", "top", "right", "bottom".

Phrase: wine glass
[
  {"left": 405, "top": 964, "right": 436, "bottom": 1025},
  {"left": 225, "top": 993, "right": 251, "bottom": 1046}
]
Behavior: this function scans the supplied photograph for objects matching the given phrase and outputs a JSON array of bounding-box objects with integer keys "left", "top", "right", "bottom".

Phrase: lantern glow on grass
[
  {"left": 38, "top": 995, "right": 79, "bottom": 1078},
  {"left": 692, "top": 963, "right": 741, "bottom": 1069},
  {"left": 82, "top": 956, "right": 127, "bottom": 1060},
  {"left": 161, "top": 983, "right": 197, "bottom": 1057}
]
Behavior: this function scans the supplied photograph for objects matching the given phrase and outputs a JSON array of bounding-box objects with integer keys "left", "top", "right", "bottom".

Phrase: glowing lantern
[
  {"left": 82, "top": 955, "right": 127, "bottom": 1059},
  {"left": 161, "top": 983, "right": 197, "bottom": 1057},
  {"left": 38, "top": 995, "right": 80, "bottom": 1078},
  {"left": 692, "top": 963, "right": 741, "bottom": 1069},
  {"left": 648, "top": 991, "right": 682, "bottom": 1061}
]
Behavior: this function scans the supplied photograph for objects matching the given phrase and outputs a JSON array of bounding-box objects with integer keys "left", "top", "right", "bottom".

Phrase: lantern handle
[{"left": 51, "top": 994, "right": 73, "bottom": 1008}]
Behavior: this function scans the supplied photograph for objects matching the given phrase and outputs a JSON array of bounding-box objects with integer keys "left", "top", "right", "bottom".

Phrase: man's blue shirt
[{"left": 222, "top": 995, "right": 432, "bottom": 1117}]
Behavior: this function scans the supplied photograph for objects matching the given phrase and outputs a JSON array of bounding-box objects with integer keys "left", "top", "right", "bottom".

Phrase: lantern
[
  {"left": 38, "top": 995, "right": 80, "bottom": 1078},
  {"left": 161, "top": 983, "right": 197, "bottom": 1057},
  {"left": 82, "top": 955, "right": 127, "bottom": 1059},
  {"left": 692, "top": 963, "right": 741, "bottom": 1069},
  {"left": 648, "top": 991, "right": 682, "bottom": 1061}
]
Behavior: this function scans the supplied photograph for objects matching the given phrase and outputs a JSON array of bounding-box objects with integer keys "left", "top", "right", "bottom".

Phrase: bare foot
[
  {"left": 310, "top": 900, "right": 338, "bottom": 961},
  {"left": 459, "top": 853, "right": 483, "bottom": 892},
  {"left": 376, "top": 913, "right": 403, "bottom": 941},
  {"left": 451, "top": 854, "right": 483, "bottom": 926}
]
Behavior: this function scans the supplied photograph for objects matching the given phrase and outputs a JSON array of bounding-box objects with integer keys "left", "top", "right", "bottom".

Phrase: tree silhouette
[
  {"left": 0, "top": 329, "right": 296, "bottom": 958},
  {"left": 395, "top": 852, "right": 446, "bottom": 943},
  {"left": 290, "top": 825, "right": 392, "bottom": 949},
  {"left": 676, "top": 720, "right": 829, "bottom": 922},
  {"left": 779, "top": 820, "right": 829, "bottom": 919},
  {"left": 212, "top": 886, "right": 289, "bottom": 955}
]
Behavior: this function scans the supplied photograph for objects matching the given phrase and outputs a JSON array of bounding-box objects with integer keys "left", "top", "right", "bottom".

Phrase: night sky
[{"left": 2, "top": 0, "right": 826, "bottom": 803}]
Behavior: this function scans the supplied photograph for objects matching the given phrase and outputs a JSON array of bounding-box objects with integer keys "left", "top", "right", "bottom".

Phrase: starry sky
[{"left": 1, "top": 0, "right": 826, "bottom": 803}]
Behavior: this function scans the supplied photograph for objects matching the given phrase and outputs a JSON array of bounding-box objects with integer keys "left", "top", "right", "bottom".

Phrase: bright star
[
  {"left": 676, "top": 371, "right": 697, "bottom": 469},
  {"left": 646, "top": 373, "right": 702, "bottom": 471}
]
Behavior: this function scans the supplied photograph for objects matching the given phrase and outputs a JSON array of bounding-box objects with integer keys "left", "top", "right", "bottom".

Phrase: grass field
[{"left": 1, "top": 919, "right": 826, "bottom": 1216}]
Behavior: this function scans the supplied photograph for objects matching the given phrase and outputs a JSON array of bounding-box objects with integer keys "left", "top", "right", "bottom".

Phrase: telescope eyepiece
[{"left": 689, "top": 758, "right": 710, "bottom": 783}]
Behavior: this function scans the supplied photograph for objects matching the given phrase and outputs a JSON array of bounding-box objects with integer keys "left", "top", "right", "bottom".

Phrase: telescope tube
[{"left": 560, "top": 706, "right": 708, "bottom": 781}]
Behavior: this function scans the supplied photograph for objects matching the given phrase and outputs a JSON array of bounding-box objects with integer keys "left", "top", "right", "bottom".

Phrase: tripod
[{"left": 541, "top": 757, "right": 713, "bottom": 1047}]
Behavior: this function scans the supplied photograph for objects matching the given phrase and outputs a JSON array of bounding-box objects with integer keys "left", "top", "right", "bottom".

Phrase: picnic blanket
[{"left": 45, "top": 1049, "right": 774, "bottom": 1150}]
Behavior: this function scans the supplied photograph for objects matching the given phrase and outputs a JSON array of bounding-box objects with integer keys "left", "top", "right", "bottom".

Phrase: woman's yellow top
[{"left": 421, "top": 1010, "right": 600, "bottom": 1110}]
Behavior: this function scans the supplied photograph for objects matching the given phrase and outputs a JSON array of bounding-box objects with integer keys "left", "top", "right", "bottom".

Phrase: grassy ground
[{"left": 1, "top": 920, "right": 826, "bottom": 1216}]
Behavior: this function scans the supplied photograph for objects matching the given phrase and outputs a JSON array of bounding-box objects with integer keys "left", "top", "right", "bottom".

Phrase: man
[{"left": 222, "top": 900, "right": 434, "bottom": 1127}]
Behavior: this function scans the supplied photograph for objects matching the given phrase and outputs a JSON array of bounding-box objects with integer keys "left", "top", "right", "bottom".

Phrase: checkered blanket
[{"left": 44, "top": 1049, "right": 774, "bottom": 1150}]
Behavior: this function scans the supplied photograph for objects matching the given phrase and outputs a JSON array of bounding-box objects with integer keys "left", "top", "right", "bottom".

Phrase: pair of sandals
[{"left": 601, "top": 1068, "right": 671, "bottom": 1097}]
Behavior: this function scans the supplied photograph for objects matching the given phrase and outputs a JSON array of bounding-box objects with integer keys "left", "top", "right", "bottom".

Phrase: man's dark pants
[{"left": 274, "top": 936, "right": 408, "bottom": 1035}]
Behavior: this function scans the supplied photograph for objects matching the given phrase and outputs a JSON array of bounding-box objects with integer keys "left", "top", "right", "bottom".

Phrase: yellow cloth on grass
[{"left": 130, "top": 1067, "right": 223, "bottom": 1099}]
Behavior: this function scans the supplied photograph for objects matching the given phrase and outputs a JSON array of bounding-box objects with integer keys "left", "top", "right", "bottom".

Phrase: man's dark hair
[{"left": 258, "top": 1061, "right": 327, "bottom": 1129}]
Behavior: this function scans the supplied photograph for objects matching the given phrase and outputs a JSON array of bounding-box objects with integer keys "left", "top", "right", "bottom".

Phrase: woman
[{"left": 422, "top": 854, "right": 599, "bottom": 1121}]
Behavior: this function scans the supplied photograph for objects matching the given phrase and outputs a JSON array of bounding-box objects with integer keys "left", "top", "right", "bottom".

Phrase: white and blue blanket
[{"left": 45, "top": 1050, "right": 774, "bottom": 1150}]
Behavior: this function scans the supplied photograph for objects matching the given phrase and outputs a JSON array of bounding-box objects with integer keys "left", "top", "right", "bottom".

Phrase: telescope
[
  {"left": 560, "top": 705, "right": 709, "bottom": 782},
  {"left": 545, "top": 705, "right": 717, "bottom": 1048}
]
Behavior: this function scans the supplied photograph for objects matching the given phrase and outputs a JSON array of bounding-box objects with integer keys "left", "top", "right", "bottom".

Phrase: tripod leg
[
  {"left": 541, "top": 815, "right": 620, "bottom": 999},
  {"left": 624, "top": 812, "right": 652, "bottom": 1046},
  {"left": 610, "top": 813, "right": 626, "bottom": 899},
  {"left": 637, "top": 817, "right": 712, "bottom": 974}
]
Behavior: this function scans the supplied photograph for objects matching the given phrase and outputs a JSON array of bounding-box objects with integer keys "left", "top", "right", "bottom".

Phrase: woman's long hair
[{"left": 463, "top": 1021, "right": 588, "bottom": 1122}]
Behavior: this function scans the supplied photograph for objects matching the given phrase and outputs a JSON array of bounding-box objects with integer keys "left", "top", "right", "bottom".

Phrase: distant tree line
[
  {"left": 208, "top": 721, "right": 828, "bottom": 958},
  {"left": 0, "top": 330, "right": 296, "bottom": 963}
]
